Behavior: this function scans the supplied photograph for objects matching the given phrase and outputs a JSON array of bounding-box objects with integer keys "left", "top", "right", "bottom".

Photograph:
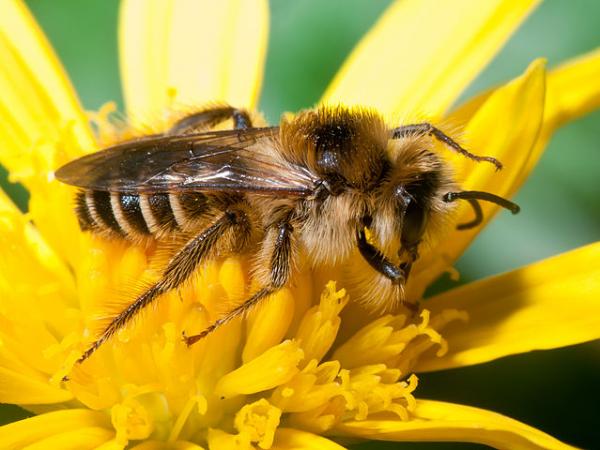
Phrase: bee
[{"left": 56, "top": 104, "right": 519, "bottom": 364}]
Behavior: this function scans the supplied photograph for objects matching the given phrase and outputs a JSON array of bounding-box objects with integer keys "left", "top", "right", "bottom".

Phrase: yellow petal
[
  {"left": 23, "top": 427, "right": 114, "bottom": 450},
  {"left": 294, "top": 281, "right": 348, "bottom": 364},
  {"left": 270, "top": 360, "right": 343, "bottom": 414},
  {"left": 334, "top": 400, "right": 576, "bottom": 450},
  {"left": 0, "top": 189, "right": 76, "bottom": 330},
  {"left": 94, "top": 440, "right": 126, "bottom": 450},
  {"left": 130, "top": 441, "right": 205, "bottom": 450},
  {"left": 0, "top": 366, "right": 72, "bottom": 404},
  {"left": 321, "top": 0, "right": 540, "bottom": 118},
  {"left": 451, "top": 47, "right": 600, "bottom": 168},
  {"left": 0, "top": 0, "right": 96, "bottom": 264},
  {"left": 408, "top": 59, "right": 546, "bottom": 298},
  {"left": 271, "top": 428, "right": 347, "bottom": 450},
  {"left": 119, "top": 0, "right": 269, "bottom": 124},
  {"left": 243, "top": 288, "right": 295, "bottom": 363},
  {"left": 544, "top": 46, "right": 600, "bottom": 129},
  {"left": 416, "top": 242, "right": 600, "bottom": 372},
  {"left": 0, "top": 0, "right": 95, "bottom": 262},
  {"left": 215, "top": 340, "right": 304, "bottom": 399},
  {"left": 0, "top": 409, "right": 110, "bottom": 449},
  {"left": 0, "top": 0, "right": 94, "bottom": 175},
  {"left": 0, "top": 192, "right": 78, "bottom": 399},
  {"left": 515, "top": 46, "right": 600, "bottom": 189},
  {"left": 450, "top": 47, "right": 600, "bottom": 191}
]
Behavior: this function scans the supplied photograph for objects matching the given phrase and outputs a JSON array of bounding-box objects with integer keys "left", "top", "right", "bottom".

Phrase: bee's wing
[{"left": 55, "top": 127, "right": 318, "bottom": 196}]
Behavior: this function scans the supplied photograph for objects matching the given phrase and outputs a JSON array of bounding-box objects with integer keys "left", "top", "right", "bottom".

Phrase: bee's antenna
[{"left": 443, "top": 190, "right": 520, "bottom": 230}]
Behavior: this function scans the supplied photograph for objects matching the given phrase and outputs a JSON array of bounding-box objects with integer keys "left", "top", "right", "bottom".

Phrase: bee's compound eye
[{"left": 401, "top": 201, "right": 427, "bottom": 250}]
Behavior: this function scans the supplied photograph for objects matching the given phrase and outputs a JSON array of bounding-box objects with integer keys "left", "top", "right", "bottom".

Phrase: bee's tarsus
[
  {"left": 181, "top": 330, "right": 203, "bottom": 347},
  {"left": 183, "top": 287, "right": 276, "bottom": 346},
  {"left": 183, "top": 213, "right": 296, "bottom": 346}
]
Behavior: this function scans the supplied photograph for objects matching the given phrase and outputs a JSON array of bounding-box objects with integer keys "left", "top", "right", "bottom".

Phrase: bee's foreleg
[
  {"left": 391, "top": 122, "right": 502, "bottom": 170},
  {"left": 183, "top": 211, "right": 296, "bottom": 346},
  {"left": 356, "top": 229, "right": 420, "bottom": 313},
  {"left": 74, "top": 207, "right": 253, "bottom": 366},
  {"left": 167, "top": 104, "right": 252, "bottom": 135},
  {"left": 356, "top": 229, "right": 405, "bottom": 285}
]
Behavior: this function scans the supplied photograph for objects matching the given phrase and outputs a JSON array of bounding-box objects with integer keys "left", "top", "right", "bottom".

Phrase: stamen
[
  {"left": 234, "top": 399, "right": 282, "bottom": 449},
  {"left": 168, "top": 394, "right": 207, "bottom": 442}
]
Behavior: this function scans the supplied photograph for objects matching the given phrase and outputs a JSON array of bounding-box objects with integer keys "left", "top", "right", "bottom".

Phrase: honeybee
[{"left": 56, "top": 104, "right": 519, "bottom": 365}]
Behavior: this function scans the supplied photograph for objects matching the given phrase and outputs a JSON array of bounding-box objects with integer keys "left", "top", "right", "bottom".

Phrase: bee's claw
[
  {"left": 404, "top": 300, "right": 421, "bottom": 318},
  {"left": 181, "top": 331, "right": 195, "bottom": 347}
]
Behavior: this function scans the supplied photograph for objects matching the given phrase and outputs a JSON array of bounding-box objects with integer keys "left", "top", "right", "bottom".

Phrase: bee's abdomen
[{"left": 75, "top": 190, "right": 210, "bottom": 239}]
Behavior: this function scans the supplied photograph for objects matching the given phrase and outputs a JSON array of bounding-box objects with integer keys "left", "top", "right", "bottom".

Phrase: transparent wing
[{"left": 55, "top": 127, "right": 319, "bottom": 196}]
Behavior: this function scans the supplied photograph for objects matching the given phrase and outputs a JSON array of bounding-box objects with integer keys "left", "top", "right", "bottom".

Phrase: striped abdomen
[{"left": 75, "top": 190, "right": 209, "bottom": 239}]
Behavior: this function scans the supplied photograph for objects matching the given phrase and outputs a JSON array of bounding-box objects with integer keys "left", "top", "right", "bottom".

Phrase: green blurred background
[{"left": 1, "top": 1, "right": 598, "bottom": 448}]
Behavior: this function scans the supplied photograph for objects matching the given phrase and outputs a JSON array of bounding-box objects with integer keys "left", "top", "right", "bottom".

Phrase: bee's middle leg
[{"left": 184, "top": 211, "right": 296, "bottom": 345}]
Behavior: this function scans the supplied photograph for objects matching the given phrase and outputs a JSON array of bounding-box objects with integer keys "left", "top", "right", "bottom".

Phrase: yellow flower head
[{"left": 1, "top": 1, "right": 600, "bottom": 450}]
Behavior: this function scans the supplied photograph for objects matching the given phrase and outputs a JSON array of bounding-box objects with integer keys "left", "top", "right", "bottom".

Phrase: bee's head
[{"left": 368, "top": 140, "right": 457, "bottom": 267}]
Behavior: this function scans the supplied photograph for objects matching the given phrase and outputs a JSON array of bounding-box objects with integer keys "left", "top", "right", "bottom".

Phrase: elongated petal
[
  {"left": 215, "top": 340, "right": 303, "bottom": 398},
  {"left": 408, "top": 59, "right": 546, "bottom": 298},
  {"left": 130, "top": 441, "right": 204, "bottom": 450},
  {"left": 0, "top": 366, "right": 72, "bottom": 404},
  {"left": 0, "top": 0, "right": 94, "bottom": 173},
  {"left": 94, "top": 440, "right": 126, "bottom": 450},
  {"left": 453, "top": 47, "right": 600, "bottom": 137},
  {"left": 334, "top": 400, "right": 576, "bottom": 450},
  {"left": 0, "top": 0, "right": 96, "bottom": 265},
  {"left": 243, "top": 288, "right": 295, "bottom": 363},
  {"left": 0, "top": 191, "right": 77, "bottom": 403},
  {"left": 272, "top": 428, "right": 347, "bottom": 450},
  {"left": 450, "top": 47, "right": 600, "bottom": 190},
  {"left": 322, "top": 0, "right": 539, "bottom": 118},
  {"left": 119, "top": 0, "right": 269, "bottom": 124},
  {"left": 0, "top": 188, "right": 75, "bottom": 314},
  {"left": 515, "top": 46, "right": 600, "bottom": 188},
  {"left": 544, "top": 47, "right": 600, "bottom": 128},
  {"left": 23, "top": 427, "right": 114, "bottom": 450},
  {"left": 0, "top": 409, "right": 110, "bottom": 449},
  {"left": 416, "top": 242, "right": 600, "bottom": 372}
]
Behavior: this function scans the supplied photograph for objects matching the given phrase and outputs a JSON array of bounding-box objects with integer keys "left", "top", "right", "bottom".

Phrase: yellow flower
[{"left": 0, "top": 1, "right": 599, "bottom": 449}]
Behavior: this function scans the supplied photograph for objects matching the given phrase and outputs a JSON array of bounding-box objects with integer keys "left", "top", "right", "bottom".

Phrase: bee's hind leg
[
  {"left": 184, "top": 210, "right": 296, "bottom": 346},
  {"left": 72, "top": 207, "right": 254, "bottom": 367},
  {"left": 168, "top": 105, "right": 252, "bottom": 135}
]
